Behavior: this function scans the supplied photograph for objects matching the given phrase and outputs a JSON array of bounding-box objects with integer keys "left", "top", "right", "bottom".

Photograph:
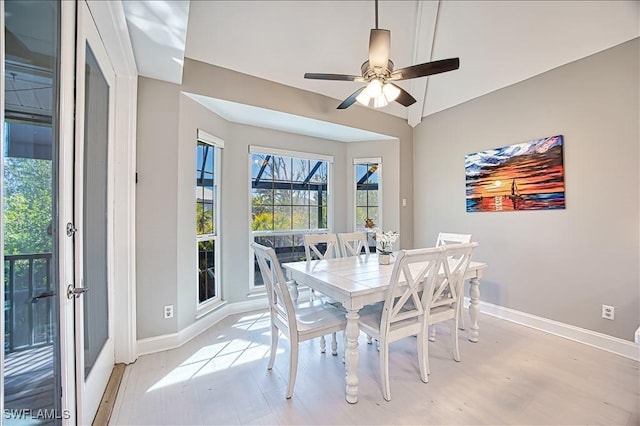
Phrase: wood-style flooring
[{"left": 110, "top": 311, "right": 639, "bottom": 425}]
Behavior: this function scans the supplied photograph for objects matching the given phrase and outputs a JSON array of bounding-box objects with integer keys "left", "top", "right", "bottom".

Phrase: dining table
[{"left": 283, "top": 252, "right": 488, "bottom": 404}]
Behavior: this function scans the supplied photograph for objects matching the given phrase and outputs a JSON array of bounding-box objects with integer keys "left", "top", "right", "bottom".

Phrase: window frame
[
  {"left": 248, "top": 145, "right": 334, "bottom": 293},
  {"left": 196, "top": 129, "right": 223, "bottom": 316},
  {"left": 353, "top": 157, "right": 382, "bottom": 232}
]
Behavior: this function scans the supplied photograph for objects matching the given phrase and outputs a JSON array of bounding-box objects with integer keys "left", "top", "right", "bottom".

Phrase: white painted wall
[{"left": 413, "top": 38, "right": 639, "bottom": 341}]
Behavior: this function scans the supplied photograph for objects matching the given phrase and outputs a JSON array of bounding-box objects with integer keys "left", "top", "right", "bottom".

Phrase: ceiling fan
[{"left": 304, "top": 0, "right": 460, "bottom": 110}]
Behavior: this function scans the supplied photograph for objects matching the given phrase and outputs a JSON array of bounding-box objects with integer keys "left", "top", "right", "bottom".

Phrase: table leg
[
  {"left": 468, "top": 277, "right": 480, "bottom": 342},
  {"left": 344, "top": 309, "right": 360, "bottom": 404}
]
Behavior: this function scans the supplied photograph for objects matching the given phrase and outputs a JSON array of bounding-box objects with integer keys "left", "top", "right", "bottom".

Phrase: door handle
[
  {"left": 31, "top": 291, "right": 55, "bottom": 303},
  {"left": 67, "top": 284, "right": 89, "bottom": 299}
]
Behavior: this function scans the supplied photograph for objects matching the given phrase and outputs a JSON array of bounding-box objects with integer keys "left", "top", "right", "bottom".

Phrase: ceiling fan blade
[
  {"left": 337, "top": 86, "right": 366, "bottom": 109},
  {"left": 368, "top": 29, "right": 390, "bottom": 69},
  {"left": 390, "top": 58, "right": 460, "bottom": 81},
  {"left": 304, "top": 73, "right": 361, "bottom": 81},
  {"left": 391, "top": 84, "right": 417, "bottom": 107}
]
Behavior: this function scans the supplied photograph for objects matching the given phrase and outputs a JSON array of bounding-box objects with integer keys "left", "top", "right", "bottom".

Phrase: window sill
[{"left": 196, "top": 299, "right": 227, "bottom": 320}]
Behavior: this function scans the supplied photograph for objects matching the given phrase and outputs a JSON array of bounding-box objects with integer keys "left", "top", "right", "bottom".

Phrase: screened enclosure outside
[
  {"left": 250, "top": 151, "right": 331, "bottom": 288},
  {"left": 196, "top": 139, "right": 220, "bottom": 305},
  {"left": 355, "top": 160, "right": 381, "bottom": 252}
]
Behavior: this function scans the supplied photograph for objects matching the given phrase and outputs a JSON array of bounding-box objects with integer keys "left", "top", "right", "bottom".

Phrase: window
[
  {"left": 196, "top": 130, "right": 223, "bottom": 307},
  {"left": 354, "top": 158, "right": 381, "bottom": 250},
  {"left": 250, "top": 147, "right": 332, "bottom": 289}
]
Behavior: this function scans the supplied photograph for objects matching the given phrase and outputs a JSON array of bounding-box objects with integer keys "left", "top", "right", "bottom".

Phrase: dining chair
[
  {"left": 436, "top": 232, "right": 472, "bottom": 246},
  {"left": 337, "top": 231, "right": 371, "bottom": 257},
  {"left": 304, "top": 233, "right": 341, "bottom": 261},
  {"left": 423, "top": 242, "right": 478, "bottom": 377},
  {"left": 358, "top": 246, "right": 445, "bottom": 401},
  {"left": 303, "top": 233, "right": 343, "bottom": 351},
  {"left": 433, "top": 232, "right": 473, "bottom": 339},
  {"left": 252, "top": 242, "right": 347, "bottom": 399}
]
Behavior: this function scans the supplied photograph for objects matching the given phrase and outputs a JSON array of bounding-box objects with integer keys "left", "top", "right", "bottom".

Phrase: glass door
[
  {"left": 72, "top": 2, "right": 116, "bottom": 423},
  {"left": 2, "top": 0, "right": 64, "bottom": 423}
]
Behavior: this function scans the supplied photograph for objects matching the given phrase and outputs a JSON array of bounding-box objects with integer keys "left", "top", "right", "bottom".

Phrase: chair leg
[
  {"left": 320, "top": 335, "right": 327, "bottom": 353},
  {"left": 380, "top": 342, "right": 391, "bottom": 401},
  {"left": 286, "top": 336, "right": 299, "bottom": 399},
  {"left": 429, "top": 324, "right": 436, "bottom": 342},
  {"left": 451, "top": 318, "right": 460, "bottom": 362},
  {"left": 458, "top": 299, "right": 466, "bottom": 330},
  {"left": 425, "top": 327, "right": 431, "bottom": 376},
  {"left": 268, "top": 323, "right": 278, "bottom": 370},
  {"left": 331, "top": 332, "right": 338, "bottom": 356},
  {"left": 417, "top": 330, "right": 428, "bottom": 383}
]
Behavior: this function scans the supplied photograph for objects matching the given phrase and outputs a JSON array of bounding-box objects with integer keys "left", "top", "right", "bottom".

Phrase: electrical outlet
[
  {"left": 601, "top": 304, "right": 614, "bottom": 320},
  {"left": 164, "top": 305, "right": 174, "bottom": 319}
]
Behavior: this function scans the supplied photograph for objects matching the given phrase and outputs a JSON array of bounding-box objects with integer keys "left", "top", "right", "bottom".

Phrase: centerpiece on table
[{"left": 374, "top": 228, "right": 398, "bottom": 265}]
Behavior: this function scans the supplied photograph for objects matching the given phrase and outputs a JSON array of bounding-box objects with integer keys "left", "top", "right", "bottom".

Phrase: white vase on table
[{"left": 378, "top": 253, "right": 391, "bottom": 265}]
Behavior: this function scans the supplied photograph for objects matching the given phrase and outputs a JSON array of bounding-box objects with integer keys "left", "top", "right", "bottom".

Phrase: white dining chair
[
  {"left": 337, "top": 231, "right": 371, "bottom": 257},
  {"left": 433, "top": 232, "right": 473, "bottom": 339},
  {"left": 303, "top": 233, "right": 343, "bottom": 351},
  {"left": 423, "top": 242, "right": 478, "bottom": 377},
  {"left": 304, "top": 233, "right": 341, "bottom": 261},
  {"left": 252, "top": 242, "right": 347, "bottom": 399},
  {"left": 358, "top": 246, "right": 445, "bottom": 401},
  {"left": 436, "top": 232, "right": 472, "bottom": 246}
]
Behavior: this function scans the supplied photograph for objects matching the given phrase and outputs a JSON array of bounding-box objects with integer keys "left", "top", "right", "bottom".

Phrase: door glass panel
[
  {"left": 82, "top": 45, "right": 109, "bottom": 379},
  {"left": 3, "top": 0, "right": 61, "bottom": 421}
]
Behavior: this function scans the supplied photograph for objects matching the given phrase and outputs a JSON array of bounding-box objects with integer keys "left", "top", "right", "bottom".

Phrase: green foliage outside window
[{"left": 3, "top": 157, "right": 53, "bottom": 255}]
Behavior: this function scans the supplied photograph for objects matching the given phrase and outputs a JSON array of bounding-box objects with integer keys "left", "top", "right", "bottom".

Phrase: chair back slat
[
  {"left": 424, "top": 242, "right": 478, "bottom": 314},
  {"left": 304, "top": 233, "right": 341, "bottom": 261},
  {"left": 436, "top": 232, "right": 472, "bottom": 246},
  {"left": 337, "top": 232, "right": 371, "bottom": 257},
  {"left": 380, "top": 247, "right": 445, "bottom": 339},
  {"left": 252, "top": 242, "right": 297, "bottom": 333}
]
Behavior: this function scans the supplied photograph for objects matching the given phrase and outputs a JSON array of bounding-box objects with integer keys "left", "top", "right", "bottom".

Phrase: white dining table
[{"left": 283, "top": 253, "right": 488, "bottom": 404}]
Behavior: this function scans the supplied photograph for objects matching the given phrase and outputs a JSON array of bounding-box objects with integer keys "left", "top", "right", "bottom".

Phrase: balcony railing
[{"left": 4, "top": 252, "right": 54, "bottom": 353}]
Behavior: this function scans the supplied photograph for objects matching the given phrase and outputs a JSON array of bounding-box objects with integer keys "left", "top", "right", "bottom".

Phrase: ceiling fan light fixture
[
  {"left": 356, "top": 91, "right": 371, "bottom": 107},
  {"left": 366, "top": 79, "right": 383, "bottom": 97},
  {"left": 373, "top": 93, "right": 388, "bottom": 108},
  {"left": 382, "top": 83, "right": 400, "bottom": 103}
]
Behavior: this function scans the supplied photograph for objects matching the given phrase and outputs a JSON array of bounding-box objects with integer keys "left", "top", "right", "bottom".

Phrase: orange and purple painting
[{"left": 465, "top": 135, "right": 565, "bottom": 212}]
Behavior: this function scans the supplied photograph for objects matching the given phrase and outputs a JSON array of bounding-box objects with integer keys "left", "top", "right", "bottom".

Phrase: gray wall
[
  {"left": 135, "top": 78, "right": 181, "bottom": 338},
  {"left": 137, "top": 78, "right": 402, "bottom": 339},
  {"left": 413, "top": 39, "right": 639, "bottom": 341}
]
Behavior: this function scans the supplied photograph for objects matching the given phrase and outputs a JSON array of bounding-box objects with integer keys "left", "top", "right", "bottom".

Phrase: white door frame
[
  {"left": 74, "top": 2, "right": 117, "bottom": 421},
  {"left": 84, "top": 0, "right": 138, "bottom": 367},
  {"left": 58, "top": 1, "right": 138, "bottom": 423}
]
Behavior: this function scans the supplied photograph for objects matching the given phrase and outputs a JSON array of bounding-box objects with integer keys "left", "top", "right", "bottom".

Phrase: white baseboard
[
  {"left": 473, "top": 299, "right": 640, "bottom": 361},
  {"left": 137, "top": 298, "right": 268, "bottom": 357},
  {"left": 137, "top": 296, "right": 639, "bottom": 362}
]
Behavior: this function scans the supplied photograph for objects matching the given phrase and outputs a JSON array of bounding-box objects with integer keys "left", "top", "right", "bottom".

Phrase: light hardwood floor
[{"left": 111, "top": 311, "right": 639, "bottom": 425}]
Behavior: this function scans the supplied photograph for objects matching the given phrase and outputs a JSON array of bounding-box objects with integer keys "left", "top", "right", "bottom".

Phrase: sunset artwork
[{"left": 465, "top": 135, "right": 565, "bottom": 212}]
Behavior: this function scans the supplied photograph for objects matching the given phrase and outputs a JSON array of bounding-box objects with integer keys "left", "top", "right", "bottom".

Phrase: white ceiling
[{"left": 124, "top": 0, "right": 639, "bottom": 128}]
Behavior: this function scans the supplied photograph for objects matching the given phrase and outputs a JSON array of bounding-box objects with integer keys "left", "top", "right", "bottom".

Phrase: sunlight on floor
[{"left": 147, "top": 312, "right": 284, "bottom": 392}]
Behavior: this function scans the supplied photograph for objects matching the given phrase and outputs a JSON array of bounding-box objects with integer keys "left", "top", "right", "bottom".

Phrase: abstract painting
[{"left": 465, "top": 135, "right": 565, "bottom": 212}]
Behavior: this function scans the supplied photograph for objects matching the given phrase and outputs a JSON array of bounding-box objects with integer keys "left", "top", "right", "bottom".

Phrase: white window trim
[
  {"left": 249, "top": 145, "right": 334, "bottom": 164},
  {"left": 248, "top": 148, "right": 333, "bottom": 293},
  {"left": 354, "top": 157, "right": 382, "bottom": 231},
  {"left": 196, "top": 131, "right": 223, "bottom": 315}
]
